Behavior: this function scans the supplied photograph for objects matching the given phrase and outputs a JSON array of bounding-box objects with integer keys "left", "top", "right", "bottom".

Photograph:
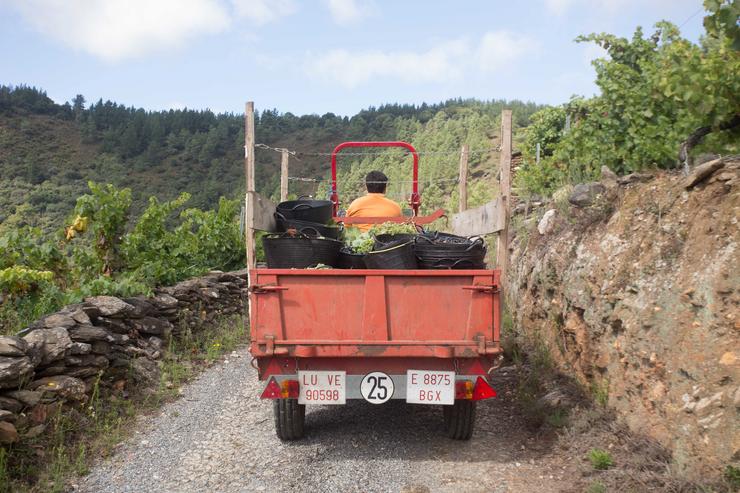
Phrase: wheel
[
  {"left": 443, "top": 400, "right": 476, "bottom": 440},
  {"left": 273, "top": 398, "right": 306, "bottom": 440}
]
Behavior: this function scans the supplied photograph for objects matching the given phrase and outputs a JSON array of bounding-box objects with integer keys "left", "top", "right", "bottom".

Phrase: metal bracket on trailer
[
  {"left": 249, "top": 284, "right": 289, "bottom": 294},
  {"left": 462, "top": 285, "right": 498, "bottom": 293}
]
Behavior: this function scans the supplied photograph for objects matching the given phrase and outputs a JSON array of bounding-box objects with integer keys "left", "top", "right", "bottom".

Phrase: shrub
[
  {"left": 588, "top": 448, "right": 614, "bottom": 470},
  {"left": 725, "top": 465, "right": 740, "bottom": 490}
]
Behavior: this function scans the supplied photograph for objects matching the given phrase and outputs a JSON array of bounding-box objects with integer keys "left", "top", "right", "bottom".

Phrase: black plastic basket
[
  {"left": 338, "top": 249, "right": 366, "bottom": 269},
  {"left": 373, "top": 233, "right": 418, "bottom": 250},
  {"left": 364, "top": 240, "right": 417, "bottom": 269},
  {"left": 417, "top": 257, "right": 486, "bottom": 270},
  {"left": 276, "top": 198, "right": 333, "bottom": 224},
  {"left": 262, "top": 233, "right": 342, "bottom": 268},
  {"left": 415, "top": 232, "right": 487, "bottom": 269},
  {"left": 415, "top": 233, "right": 485, "bottom": 252},
  {"left": 274, "top": 212, "right": 343, "bottom": 240}
]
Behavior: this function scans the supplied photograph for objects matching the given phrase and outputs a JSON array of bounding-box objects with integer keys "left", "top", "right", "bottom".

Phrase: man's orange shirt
[{"left": 346, "top": 193, "right": 402, "bottom": 231}]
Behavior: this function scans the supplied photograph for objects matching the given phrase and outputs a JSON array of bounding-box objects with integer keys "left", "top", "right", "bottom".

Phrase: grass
[
  {"left": 590, "top": 378, "right": 609, "bottom": 407},
  {"left": 545, "top": 408, "right": 569, "bottom": 428},
  {"left": 587, "top": 448, "right": 614, "bottom": 470},
  {"left": 585, "top": 481, "right": 607, "bottom": 493},
  {"left": 0, "top": 315, "right": 246, "bottom": 492},
  {"left": 513, "top": 334, "right": 558, "bottom": 428},
  {"left": 725, "top": 465, "right": 740, "bottom": 491}
]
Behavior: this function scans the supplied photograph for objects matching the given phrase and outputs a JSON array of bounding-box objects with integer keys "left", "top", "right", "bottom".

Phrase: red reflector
[
  {"left": 260, "top": 377, "right": 282, "bottom": 399},
  {"left": 472, "top": 376, "right": 497, "bottom": 400}
]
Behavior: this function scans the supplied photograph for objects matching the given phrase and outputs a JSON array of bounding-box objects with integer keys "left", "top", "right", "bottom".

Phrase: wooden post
[
  {"left": 245, "top": 101, "right": 256, "bottom": 270},
  {"left": 496, "top": 110, "right": 512, "bottom": 284},
  {"left": 458, "top": 144, "right": 469, "bottom": 213},
  {"left": 280, "top": 149, "right": 289, "bottom": 201}
]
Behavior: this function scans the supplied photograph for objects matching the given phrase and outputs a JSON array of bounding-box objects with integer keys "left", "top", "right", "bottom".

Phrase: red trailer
[{"left": 248, "top": 141, "right": 503, "bottom": 440}]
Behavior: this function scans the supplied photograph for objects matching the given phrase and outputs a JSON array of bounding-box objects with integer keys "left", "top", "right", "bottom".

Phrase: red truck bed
[{"left": 250, "top": 268, "right": 501, "bottom": 365}]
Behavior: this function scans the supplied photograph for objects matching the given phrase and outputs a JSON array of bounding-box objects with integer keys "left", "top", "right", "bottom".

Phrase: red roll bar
[{"left": 330, "top": 141, "right": 420, "bottom": 216}]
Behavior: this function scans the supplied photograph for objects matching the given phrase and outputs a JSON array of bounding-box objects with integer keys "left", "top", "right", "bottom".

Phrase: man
[{"left": 346, "top": 170, "right": 402, "bottom": 231}]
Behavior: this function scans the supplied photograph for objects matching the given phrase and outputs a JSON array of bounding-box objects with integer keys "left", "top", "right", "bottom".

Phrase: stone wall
[
  {"left": 507, "top": 159, "right": 738, "bottom": 479},
  {"left": 0, "top": 270, "right": 247, "bottom": 444}
]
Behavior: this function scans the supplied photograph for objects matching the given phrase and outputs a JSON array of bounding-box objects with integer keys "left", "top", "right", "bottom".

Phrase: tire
[
  {"left": 273, "top": 398, "right": 306, "bottom": 440},
  {"left": 443, "top": 400, "right": 476, "bottom": 440}
]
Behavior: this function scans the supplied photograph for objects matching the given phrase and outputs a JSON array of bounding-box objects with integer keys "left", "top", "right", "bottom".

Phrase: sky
[{"left": 0, "top": 0, "right": 706, "bottom": 116}]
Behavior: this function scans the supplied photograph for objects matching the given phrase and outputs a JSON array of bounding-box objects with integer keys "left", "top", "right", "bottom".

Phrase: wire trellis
[
  {"left": 254, "top": 142, "right": 501, "bottom": 157},
  {"left": 255, "top": 142, "right": 496, "bottom": 203}
]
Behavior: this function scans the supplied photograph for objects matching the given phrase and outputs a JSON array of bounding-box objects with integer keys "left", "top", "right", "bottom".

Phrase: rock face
[
  {"left": 600, "top": 166, "right": 618, "bottom": 190},
  {"left": 0, "top": 356, "right": 34, "bottom": 389},
  {"left": 568, "top": 182, "right": 606, "bottom": 207},
  {"left": 0, "top": 421, "right": 18, "bottom": 443},
  {"left": 507, "top": 164, "right": 739, "bottom": 480},
  {"left": 84, "top": 296, "right": 136, "bottom": 318},
  {"left": 0, "top": 270, "right": 247, "bottom": 441},
  {"left": 31, "top": 376, "right": 87, "bottom": 402},
  {"left": 0, "top": 336, "right": 28, "bottom": 357},
  {"left": 683, "top": 157, "right": 726, "bottom": 189},
  {"left": 537, "top": 209, "right": 557, "bottom": 235},
  {"left": 23, "top": 327, "right": 72, "bottom": 365}
]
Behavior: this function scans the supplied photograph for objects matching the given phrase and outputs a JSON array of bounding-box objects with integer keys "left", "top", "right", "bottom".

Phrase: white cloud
[
  {"left": 477, "top": 31, "right": 540, "bottom": 73},
  {"left": 307, "top": 31, "right": 538, "bottom": 88},
  {"left": 230, "top": 0, "right": 297, "bottom": 25},
  {"left": 5, "top": 0, "right": 230, "bottom": 61},
  {"left": 323, "top": 0, "right": 372, "bottom": 25},
  {"left": 308, "top": 40, "right": 469, "bottom": 88},
  {"left": 543, "top": 0, "right": 687, "bottom": 15},
  {"left": 2, "top": 0, "right": 297, "bottom": 62}
]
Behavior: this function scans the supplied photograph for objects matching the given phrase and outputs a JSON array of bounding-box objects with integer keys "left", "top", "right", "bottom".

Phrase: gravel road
[{"left": 74, "top": 347, "right": 573, "bottom": 493}]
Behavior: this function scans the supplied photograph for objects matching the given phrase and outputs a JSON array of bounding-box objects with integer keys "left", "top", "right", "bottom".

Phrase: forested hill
[{"left": 0, "top": 85, "right": 545, "bottom": 232}]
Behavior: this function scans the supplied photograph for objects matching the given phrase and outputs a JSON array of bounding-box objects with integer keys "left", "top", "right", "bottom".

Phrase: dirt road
[{"left": 74, "top": 347, "right": 575, "bottom": 493}]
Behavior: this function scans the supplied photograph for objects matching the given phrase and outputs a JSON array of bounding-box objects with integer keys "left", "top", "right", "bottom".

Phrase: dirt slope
[{"left": 507, "top": 159, "right": 739, "bottom": 480}]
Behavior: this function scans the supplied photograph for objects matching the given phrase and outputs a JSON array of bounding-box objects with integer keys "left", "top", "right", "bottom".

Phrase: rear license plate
[
  {"left": 406, "top": 370, "right": 455, "bottom": 405},
  {"left": 298, "top": 371, "right": 346, "bottom": 405}
]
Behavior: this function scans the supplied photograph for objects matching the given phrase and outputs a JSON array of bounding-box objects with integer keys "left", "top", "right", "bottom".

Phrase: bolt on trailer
[{"left": 245, "top": 140, "right": 505, "bottom": 440}]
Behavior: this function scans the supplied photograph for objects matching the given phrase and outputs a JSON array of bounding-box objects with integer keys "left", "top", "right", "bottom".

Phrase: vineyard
[
  {"left": 0, "top": 183, "right": 244, "bottom": 334},
  {"left": 517, "top": 2, "right": 739, "bottom": 196}
]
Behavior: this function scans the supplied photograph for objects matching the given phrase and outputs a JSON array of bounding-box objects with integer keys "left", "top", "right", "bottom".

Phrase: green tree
[{"left": 72, "top": 94, "right": 86, "bottom": 120}]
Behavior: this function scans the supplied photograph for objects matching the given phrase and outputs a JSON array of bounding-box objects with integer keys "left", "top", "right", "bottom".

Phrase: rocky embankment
[
  {"left": 0, "top": 270, "right": 247, "bottom": 444},
  {"left": 507, "top": 157, "right": 739, "bottom": 480}
]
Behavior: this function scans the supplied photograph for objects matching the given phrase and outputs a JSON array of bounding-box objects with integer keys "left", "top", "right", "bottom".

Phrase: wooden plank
[
  {"left": 458, "top": 144, "right": 469, "bottom": 212},
  {"left": 496, "top": 109, "right": 512, "bottom": 281},
  {"left": 248, "top": 191, "right": 276, "bottom": 231},
  {"left": 245, "top": 101, "right": 256, "bottom": 270},
  {"left": 280, "top": 149, "right": 289, "bottom": 202},
  {"left": 450, "top": 198, "right": 505, "bottom": 236}
]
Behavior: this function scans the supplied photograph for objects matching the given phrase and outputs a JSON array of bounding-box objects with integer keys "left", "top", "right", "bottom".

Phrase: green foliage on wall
[{"left": 517, "top": 3, "right": 739, "bottom": 196}]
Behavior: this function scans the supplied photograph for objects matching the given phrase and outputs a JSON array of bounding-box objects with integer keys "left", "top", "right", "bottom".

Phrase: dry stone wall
[{"left": 0, "top": 270, "right": 247, "bottom": 444}]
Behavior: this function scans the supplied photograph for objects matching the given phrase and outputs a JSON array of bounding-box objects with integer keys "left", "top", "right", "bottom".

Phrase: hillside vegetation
[
  {"left": 0, "top": 90, "right": 543, "bottom": 333},
  {"left": 0, "top": 88, "right": 542, "bottom": 233}
]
